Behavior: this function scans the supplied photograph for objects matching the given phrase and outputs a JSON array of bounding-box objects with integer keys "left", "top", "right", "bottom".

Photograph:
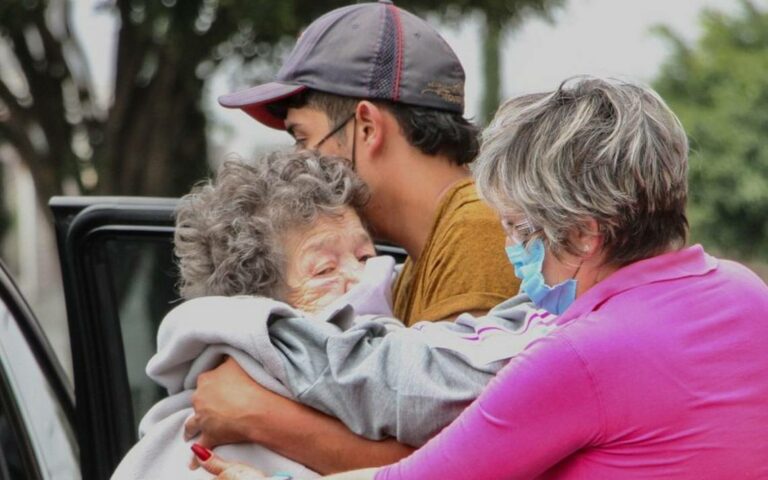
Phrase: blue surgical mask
[{"left": 505, "top": 238, "right": 577, "bottom": 315}]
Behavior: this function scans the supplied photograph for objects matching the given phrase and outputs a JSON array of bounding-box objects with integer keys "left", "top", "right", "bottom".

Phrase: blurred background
[{"left": 0, "top": 0, "right": 765, "bottom": 377}]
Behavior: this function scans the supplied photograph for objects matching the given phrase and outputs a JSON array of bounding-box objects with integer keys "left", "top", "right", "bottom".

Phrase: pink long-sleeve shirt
[{"left": 377, "top": 245, "right": 768, "bottom": 479}]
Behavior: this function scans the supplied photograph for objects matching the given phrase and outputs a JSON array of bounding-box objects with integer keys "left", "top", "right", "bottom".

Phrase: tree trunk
[
  {"left": 480, "top": 17, "right": 503, "bottom": 126},
  {"left": 94, "top": 9, "right": 209, "bottom": 197}
]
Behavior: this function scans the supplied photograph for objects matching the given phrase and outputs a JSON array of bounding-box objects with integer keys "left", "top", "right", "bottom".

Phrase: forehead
[{"left": 290, "top": 209, "right": 371, "bottom": 251}]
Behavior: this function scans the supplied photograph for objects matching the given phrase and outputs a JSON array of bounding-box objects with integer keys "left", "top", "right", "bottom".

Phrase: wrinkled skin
[{"left": 282, "top": 208, "right": 376, "bottom": 312}]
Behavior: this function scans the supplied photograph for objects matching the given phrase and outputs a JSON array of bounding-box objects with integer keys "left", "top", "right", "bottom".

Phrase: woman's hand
[
  {"left": 193, "top": 445, "right": 380, "bottom": 480},
  {"left": 193, "top": 445, "right": 267, "bottom": 479}
]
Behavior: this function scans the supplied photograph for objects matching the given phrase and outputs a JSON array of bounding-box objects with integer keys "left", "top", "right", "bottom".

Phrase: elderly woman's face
[{"left": 283, "top": 208, "right": 376, "bottom": 312}]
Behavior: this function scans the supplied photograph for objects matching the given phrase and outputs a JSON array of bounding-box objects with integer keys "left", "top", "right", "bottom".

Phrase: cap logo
[{"left": 422, "top": 81, "right": 464, "bottom": 105}]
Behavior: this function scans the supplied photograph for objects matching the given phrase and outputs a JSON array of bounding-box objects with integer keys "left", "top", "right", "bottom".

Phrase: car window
[
  {"left": 102, "top": 236, "right": 178, "bottom": 430},
  {"left": 0, "top": 298, "right": 80, "bottom": 480}
]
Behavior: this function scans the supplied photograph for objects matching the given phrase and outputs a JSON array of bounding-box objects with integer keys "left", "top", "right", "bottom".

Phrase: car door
[
  {"left": 50, "top": 195, "right": 409, "bottom": 479},
  {"left": 0, "top": 260, "right": 79, "bottom": 479},
  {"left": 50, "top": 196, "right": 180, "bottom": 480}
]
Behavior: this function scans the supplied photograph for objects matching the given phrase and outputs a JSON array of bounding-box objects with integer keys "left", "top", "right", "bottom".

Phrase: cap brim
[{"left": 218, "top": 82, "right": 308, "bottom": 130}]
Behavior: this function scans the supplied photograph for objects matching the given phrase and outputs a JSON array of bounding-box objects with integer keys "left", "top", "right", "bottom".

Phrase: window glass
[
  {"left": 0, "top": 300, "right": 80, "bottom": 479},
  {"left": 103, "top": 237, "right": 178, "bottom": 431}
]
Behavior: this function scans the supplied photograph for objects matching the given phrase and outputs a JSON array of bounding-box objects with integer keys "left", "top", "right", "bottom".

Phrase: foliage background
[
  {"left": 0, "top": 0, "right": 561, "bottom": 215},
  {"left": 4, "top": 1, "right": 763, "bottom": 265},
  {"left": 654, "top": 0, "right": 768, "bottom": 263}
]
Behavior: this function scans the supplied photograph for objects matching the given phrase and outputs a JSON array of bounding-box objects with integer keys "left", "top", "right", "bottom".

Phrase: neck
[
  {"left": 576, "top": 258, "right": 620, "bottom": 297},
  {"left": 577, "top": 243, "right": 681, "bottom": 296},
  {"left": 366, "top": 149, "right": 470, "bottom": 261}
]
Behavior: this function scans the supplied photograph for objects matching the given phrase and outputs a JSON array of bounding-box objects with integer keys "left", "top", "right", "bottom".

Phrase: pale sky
[{"left": 73, "top": 0, "right": 743, "bottom": 159}]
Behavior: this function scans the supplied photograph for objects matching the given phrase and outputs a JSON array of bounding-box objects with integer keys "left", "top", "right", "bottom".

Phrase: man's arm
[
  {"left": 187, "top": 358, "right": 414, "bottom": 474},
  {"left": 268, "top": 316, "right": 499, "bottom": 446}
]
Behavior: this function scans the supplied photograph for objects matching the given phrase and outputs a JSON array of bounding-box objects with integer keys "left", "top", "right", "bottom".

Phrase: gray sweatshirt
[{"left": 270, "top": 292, "right": 555, "bottom": 446}]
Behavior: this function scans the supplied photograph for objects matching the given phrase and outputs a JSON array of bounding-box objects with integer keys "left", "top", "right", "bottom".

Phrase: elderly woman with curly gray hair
[
  {"left": 198, "top": 78, "right": 768, "bottom": 479},
  {"left": 174, "top": 151, "right": 375, "bottom": 312}
]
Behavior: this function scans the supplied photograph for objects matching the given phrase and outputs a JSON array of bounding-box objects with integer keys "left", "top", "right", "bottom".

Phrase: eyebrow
[{"left": 303, "top": 231, "right": 371, "bottom": 253}]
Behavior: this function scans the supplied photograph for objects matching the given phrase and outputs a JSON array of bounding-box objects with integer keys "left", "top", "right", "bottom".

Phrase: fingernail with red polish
[{"left": 191, "top": 443, "right": 212, "bottom": 461}]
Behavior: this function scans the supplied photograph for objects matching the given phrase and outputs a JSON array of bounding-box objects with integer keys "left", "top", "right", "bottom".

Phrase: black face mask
[{"left": 313, "top": 113, "right": 357, "bottom": 171}]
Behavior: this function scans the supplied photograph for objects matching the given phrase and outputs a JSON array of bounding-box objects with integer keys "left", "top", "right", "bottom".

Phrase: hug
[{"left": 112, "top": 2, "right": 768, "bottom": 479}]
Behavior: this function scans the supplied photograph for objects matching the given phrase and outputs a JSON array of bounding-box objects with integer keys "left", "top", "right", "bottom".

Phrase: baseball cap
[{"left": 218, "top": 0, "right": 466, "bottom": 130}]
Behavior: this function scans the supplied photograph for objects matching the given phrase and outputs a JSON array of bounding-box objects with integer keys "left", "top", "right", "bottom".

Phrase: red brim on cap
[{"left": 218, "top": 82, "right": 308, "bottom": 130}]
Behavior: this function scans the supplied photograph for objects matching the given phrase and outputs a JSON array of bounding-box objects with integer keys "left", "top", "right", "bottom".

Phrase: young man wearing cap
[{"left": 186, "top": 0, "right": 520, "bottom": 473}]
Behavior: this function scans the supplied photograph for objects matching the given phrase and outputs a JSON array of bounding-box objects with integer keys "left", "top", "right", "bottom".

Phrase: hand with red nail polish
[
  {"left": 191, "top": 443, "right": 212, "bottom": 462},
  {"left": 192, "top": 446, "right": 267, "bottom": 480}
]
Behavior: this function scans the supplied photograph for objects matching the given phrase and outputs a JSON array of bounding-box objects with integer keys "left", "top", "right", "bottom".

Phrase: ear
[
  {"left": 572, "top": 217, "right": 602, "bottom": 258},
  {"left": 355, "top": 101, "right": 386, "bottom": 155}
]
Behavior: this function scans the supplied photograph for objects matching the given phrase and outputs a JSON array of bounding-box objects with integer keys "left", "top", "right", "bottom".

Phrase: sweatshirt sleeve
[
  {"left": 267, "top": 315, "right": 499, "bottom": 447},
  {"left": 376, "top": 333, "right": 604, "bottom": 480}
]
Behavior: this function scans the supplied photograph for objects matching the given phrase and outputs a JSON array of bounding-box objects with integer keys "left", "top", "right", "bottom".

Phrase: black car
[{"left": 0, "top": 196, "right": 406, "bottom": 480}]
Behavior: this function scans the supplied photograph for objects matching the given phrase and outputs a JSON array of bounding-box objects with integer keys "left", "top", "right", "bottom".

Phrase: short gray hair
[
  {"left": 174, "top": 150, "right": 369, "bottom": 299},
  {"left": 475, "top": 77, "right": 689, "bottom": 266}
]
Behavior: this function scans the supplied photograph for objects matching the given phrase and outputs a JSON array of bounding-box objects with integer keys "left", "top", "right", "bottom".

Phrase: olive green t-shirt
[{"left": 392, "top": 179, "right": 521, "bottom": 326}]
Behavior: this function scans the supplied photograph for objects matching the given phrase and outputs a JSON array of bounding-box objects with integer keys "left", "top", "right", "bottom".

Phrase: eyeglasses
[
  {"left": 313, "top": 112, "right": 356, "bottom": 150},
  {"left": 501, "top": 216, "right": 537, "bottom": 245}
]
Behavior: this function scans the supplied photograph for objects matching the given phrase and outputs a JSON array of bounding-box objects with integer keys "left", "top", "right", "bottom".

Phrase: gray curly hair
[
  {"left": 174, "top": 150, "right": 369, "bottom": 300},
  {"left": 475, "top": 77, "right": 689, "bottom": 266}
]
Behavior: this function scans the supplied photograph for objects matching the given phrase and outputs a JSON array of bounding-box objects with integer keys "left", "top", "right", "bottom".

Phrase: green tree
[
  {"left": 473, "top": 2, "right": 563, "bottom": 124},
  {"left": 0, "top": 0, "right": 561, "bottom": 220},
  {"left": 654, "top": 0, "right": 768, "bottom": 260}
]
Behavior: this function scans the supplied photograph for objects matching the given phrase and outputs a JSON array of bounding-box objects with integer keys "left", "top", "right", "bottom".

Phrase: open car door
[{"left": 50, "top": 197, "right": 179, "bottom": 480}]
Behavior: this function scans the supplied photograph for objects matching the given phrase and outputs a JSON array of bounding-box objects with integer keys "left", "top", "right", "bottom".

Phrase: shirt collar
[{"left": 557, "top": 244, "right": 718, "bottom": 323}]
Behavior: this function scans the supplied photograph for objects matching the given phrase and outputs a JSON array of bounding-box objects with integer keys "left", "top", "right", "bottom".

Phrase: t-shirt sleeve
[
  {"left": 375, "top": 333, "right": 604, "bottom": 480},
  {"left": 418, "top": 206, "right": 520, "bottom": 321}
]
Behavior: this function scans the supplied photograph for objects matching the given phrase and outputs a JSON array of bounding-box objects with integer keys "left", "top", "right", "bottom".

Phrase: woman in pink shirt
[{"left": 199, "top": 78, "right": 768, "bottom": 479}]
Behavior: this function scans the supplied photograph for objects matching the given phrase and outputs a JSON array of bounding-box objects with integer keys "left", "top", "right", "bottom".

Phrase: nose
[{"left": 340, "top": 257, "right": 365, "bottom": 293}]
